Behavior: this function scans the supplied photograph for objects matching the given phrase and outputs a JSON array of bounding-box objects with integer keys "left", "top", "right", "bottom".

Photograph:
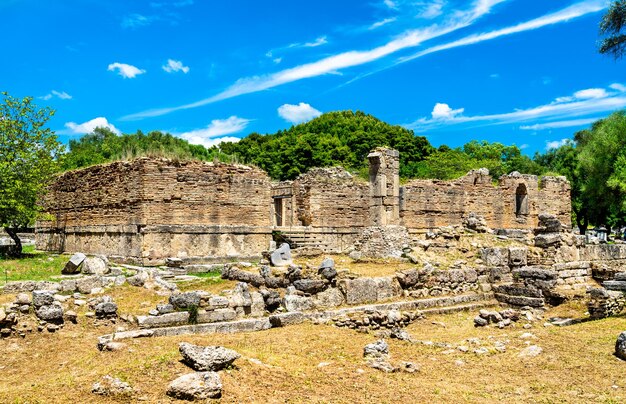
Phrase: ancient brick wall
[
  {"left": 291, "top": 168, "right": 369, "bottom": 228},
  {"left": 139, "top": 159, "right": 271, "bottom": 226},
  {"left": 401, "top": 171, "right": 571, "bottom": 231},
  {"left": 36, "top": 158, "right": 273, "bottom": 264}
]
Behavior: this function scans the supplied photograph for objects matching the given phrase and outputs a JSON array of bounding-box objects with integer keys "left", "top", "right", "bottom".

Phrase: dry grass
[{"left": 1, "top": 296, "right": 625, "bottom": 403}]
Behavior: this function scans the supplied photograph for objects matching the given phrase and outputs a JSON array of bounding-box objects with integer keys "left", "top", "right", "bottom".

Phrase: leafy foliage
[
  {"left": 219, "top": 110, "right": 434, "bottom": 180},
  {"left": 409, "top": 141, "right": 543, "bottom": 180},
  {"left": 599, "top": 0, "right": 626, "bottom": 59},
  {"left": 0, "top": 92, "right": 64, "bottom": 256},
  {"left": 61, "top": 128, "right": 229, "bottom": 171}
]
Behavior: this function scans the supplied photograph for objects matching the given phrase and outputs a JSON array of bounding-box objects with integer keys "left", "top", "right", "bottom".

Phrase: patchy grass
[
  {"left": 0, "top": 245, "right": 68, "bottom": 286},
  {"left": 0, "top": 301, "right": 625, "bottom": 403}
]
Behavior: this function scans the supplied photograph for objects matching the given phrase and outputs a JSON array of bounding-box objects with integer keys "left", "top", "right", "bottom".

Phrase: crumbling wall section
[
  {"left": 292, "top": 168, "right": 369, "bottom": 228},
  {"left": 401, "top": 171, "right": 571, "bottom": 231},
  {"left": 36, "top": 158, "right": 273, "bottom": 264}
]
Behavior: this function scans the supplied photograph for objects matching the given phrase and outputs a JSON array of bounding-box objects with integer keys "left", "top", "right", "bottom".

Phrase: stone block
[
  {"left": 269, "top": 312, "right": 306, "bottom": 327},
  {"left": 62, "top": 252, "right": 86, "bottom": 274},
  {"left": 81, "top": 256, "right": 109, "bottom": 275},
  {"left": 603, "top": 281, "right": 626, "bottom": 291},
  {"left": 339, "top": 277, "right": 401, "bottom": 305},
  {"left": 197, "top": 308, "right": 237, "bottom": 323},
  {"left": 494, "top": 293, "right": 545, "bottom": 307},
  {"left": 313, "top": 287, "right": 345, "bottom": 309},
  {"left": 283, "top": 294, "right": 315, "bottom": 312},
  {"left": 535, "top": 233, "right": 561, "bottom": 248},
  {"left": 270, "top": 243, "right": 292, "bottom": 266},
  {"left": 481, "top": 248, "right": 509, "bottom": 267},
  {"left": 493, "top": 284, "right": 543, "bottom": 298},
  {"left": 508, "top": 247, "right": 527, "bottom": 266},
  {"left": 76, "top": 276, "right": 103, "bottom": 294},
  {"left": 137, "top": 312, "right": 190, "bottom": 328},
  {"left": 513, "top": 267, "right": 557, "bottom": 280}
]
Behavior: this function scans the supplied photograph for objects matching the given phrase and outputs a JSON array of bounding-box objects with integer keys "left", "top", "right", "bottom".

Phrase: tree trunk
[
  {"left": 4, "top": 227, "right": 22, "bottom": 258},
  {"left": 574, "top": 209, "right": 588, "bottom": 235}
]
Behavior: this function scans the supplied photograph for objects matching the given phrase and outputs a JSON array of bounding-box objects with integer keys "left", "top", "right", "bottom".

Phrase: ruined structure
[{"left": 36, "top": 148, "right": 571, "bottom": 264}]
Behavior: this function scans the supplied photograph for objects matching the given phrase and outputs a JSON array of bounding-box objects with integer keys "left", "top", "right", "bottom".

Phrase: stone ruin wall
[
  {"left": 37, "top": 158, "right": 273, "bottom": 264},
  {"left": 292, "top": 168, "right": 369, "bottom": 229},
  {"left": 401, "top": 171, "right": 571, "bottom": 232}
]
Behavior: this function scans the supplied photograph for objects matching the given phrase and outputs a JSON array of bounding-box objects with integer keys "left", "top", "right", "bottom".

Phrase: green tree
[
  {"left": 576, "top": 111, "right": 626, "bottom": 231},
  {"left": 0, "top": 93, "right": 64, "bottom": 256},
  {"left": 599, "top": 0, "right": 626, "bottom": 59}
]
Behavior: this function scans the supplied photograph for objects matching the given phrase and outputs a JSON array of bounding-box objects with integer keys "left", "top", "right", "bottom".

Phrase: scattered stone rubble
[
  {"left": 166, "top": 343, "right": 241, "bottom": 401},
  {"left": 331, "top": 309, "right": 423, "bottom": 332},
  {"left": 362, "top": 339, "right": 418, "bottom": 373}
]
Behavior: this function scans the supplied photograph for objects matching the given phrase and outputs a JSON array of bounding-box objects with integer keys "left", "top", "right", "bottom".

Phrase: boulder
[
  {"left": 179, "top": 342, "right": 241, "bottom": 371},
  {"left": 82, "top": 256, "right": 109, "bottom": 275},
  {"left": 167, "top": 372, "right": 222, "bottom": 401},
  {"left": 92, "top": 375, "right": 133, "bottom": 397},
  {"left": 509, "top": 247, "right": 528, "bottom": 266},
  {"left": 76, "top": 276, "right": 103, "bottom": 294},
  {"left": 127, "top": 272, "right": 149, "bottom": 287},
  {"left": 222, "top": 266, "right": 265, "bottom": 287},
  {"left": 15, "top": 293, "right": 32, "bottom": 305},
  {"left": 32, "top": 290, "right": 54, "bottom": 307},
  {"left": 260, "top": 289, "right": 282, "bottom": 312},
  {"left": 396, "top": 269, "right": 419, "bottom": 289},
  {"left": 270, "top": 243, "right": 292, "bottom": 266},
  {"left": 229, "top": 282, "right": 252, "bottom": 308},
  {"left": 283, "top": 294, "right": 315, "bottom": 312},
  {"left": 615, "top": 331, "right": 626, "bottom": 360},
  {"left": 318, "top": 258, "right": 337, "bottom": 280},
  {"left": 36, "top": 304, "right": 64, "bottom": 322},
  {"left": 95, "top": 302, "right": 118, "bottom": 319},
  {"left": 62, "top": 252, "right": 86, "bottom": 274},
  {"left": 518, "top": 345, "right": 543, "bottom": 358},
  {"left": 537, "top": 213, "right": 563, "bottom": 233},
  {"left": 313, "top": 287, "right": 345, "bottom": 309},
  {"left": 169, "top": 292, "right": 201, "bottom": 310},
  {"left": 293, "top": 279, "right": 327, "bottom": 295},
  {"left": 535, "top": 233, "right": 562, "bottom": 248},
  {"left": 481, "top": 248, "right": 509, "bottom": 267},
  {"left": 363, "top": 339, "right": 389, "bottom": 358}
]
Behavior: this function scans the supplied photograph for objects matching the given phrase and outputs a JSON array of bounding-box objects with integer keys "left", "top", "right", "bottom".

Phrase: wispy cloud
[
  {"left": 122, "top": 13, "right": 154, "bottom": 28},
  {"left": 384, "top": 0, "right": 398, "bottom": 10},
  {"left": 175, "top": 116, "right": 250, "bottom": 148},
  {"left": 61, "top": 117, "right": 121, "bottom": 135},
  {"left": 399, "top": 0, "right": 607, "bottom": 64},
  {"left": 520, "top": 118, "right": 600, "bottom": 131},
  {"left": 417, "top": 0, "right": 446, "bottom": 19},
  {"left": 122, "top": 0, "right": 506, "bottom": 120},
  {"left": 369, "top": 17, "right": 397, "bottom": 30},
  {"left": 302, "top": 36, "right": 328, "bottom": 48},
  {"left": 108, "top": 62, "right": 146, "bottom": 79},
  {"left": 278, "top": 102, "right": 322, "bottom": 124},
  {"left": 39, "top": 90, "right": 72, "bottom": 101},
  {"left": 162, "top": 59, "right": 189, "bottom": 74},
  {"left": 407, "top": 84, "right": 626, "bottom": 132}
]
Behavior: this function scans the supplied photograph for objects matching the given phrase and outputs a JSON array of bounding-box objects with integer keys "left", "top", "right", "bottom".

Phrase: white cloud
[
  {"left": 278, "top": 103, "right": 322, "bottom": 124},
  {"left": 573, "top": 88, "right": 608, "bottom": 100},
  {"left": 108, "top": 62, "right": 146, "bottom": 79},
  {"left": 520, "top": 118, "right": 599, "bottom": 131},
  {"left": 546, "top": 139, "right": 570, "bottom": 150},
  {"left": 122, "top": 14, "right": 153, "bottom": 28},
  {"left": 417, "top": 0, "right": 446, "bottom": 19},
  {"left": 369, "top": 17, "right": 397, "bottom": 30},
  {"left": 384, "top": 0, "right": 398, "bottom": 10},
  {"left": 64, "top": 117, "right": 121, "bottom": 135},
  {"left": 175, "top": 116, "right": 250, "bottom": 148},
  {"left": 273, "top": 57, "right": 283, "bottom": 64},
  {"left": 399, "top": 1, "right": 607, "bottom": 64},
  {"left": 407, "top": 84, "right": 626, "bottom": 132},
  {"left": 303, "top": 36, "right": 328, "bottom": 48},
  {"left": 39, "top": 90, "right": 72, "bottom": 101},
  {"left": 122, "top": 0, "right": 506, "bottom": 120},
  {"left": 162, "top": 59, "right": 190, "bottom": 74},
  {"left": 431, "top": 103, "right": 464, "bottom": 120},
  {"left": 610, "top": 83, "right": 626, "bottom": 92}
]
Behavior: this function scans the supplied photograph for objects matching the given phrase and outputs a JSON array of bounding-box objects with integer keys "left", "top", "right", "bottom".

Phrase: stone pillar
[{"left": 368, "top": 148, "right": 400, "bottom": 226}]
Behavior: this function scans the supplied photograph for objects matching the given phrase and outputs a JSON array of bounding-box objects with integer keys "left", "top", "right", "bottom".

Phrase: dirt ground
[{"left": 1, "top": 298, "right": 625, "bottom": 403}]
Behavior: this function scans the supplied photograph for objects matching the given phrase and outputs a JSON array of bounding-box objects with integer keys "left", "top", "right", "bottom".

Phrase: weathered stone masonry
[
  {"left": 37, "top": 158, "right": 272, "bottom": 265},
  {"left": 37, "top": 148, "right": 571, "bottom": 263}
]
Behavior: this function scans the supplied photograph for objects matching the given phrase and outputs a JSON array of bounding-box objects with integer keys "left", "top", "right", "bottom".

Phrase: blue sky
[{"left": 2, "top": 0, "right": 624, "bottom": 155}]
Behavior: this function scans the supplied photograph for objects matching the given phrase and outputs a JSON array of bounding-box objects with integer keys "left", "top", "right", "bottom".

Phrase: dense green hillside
[{"left": 219, "top": 110, "right": 434, "bottom": 180}]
